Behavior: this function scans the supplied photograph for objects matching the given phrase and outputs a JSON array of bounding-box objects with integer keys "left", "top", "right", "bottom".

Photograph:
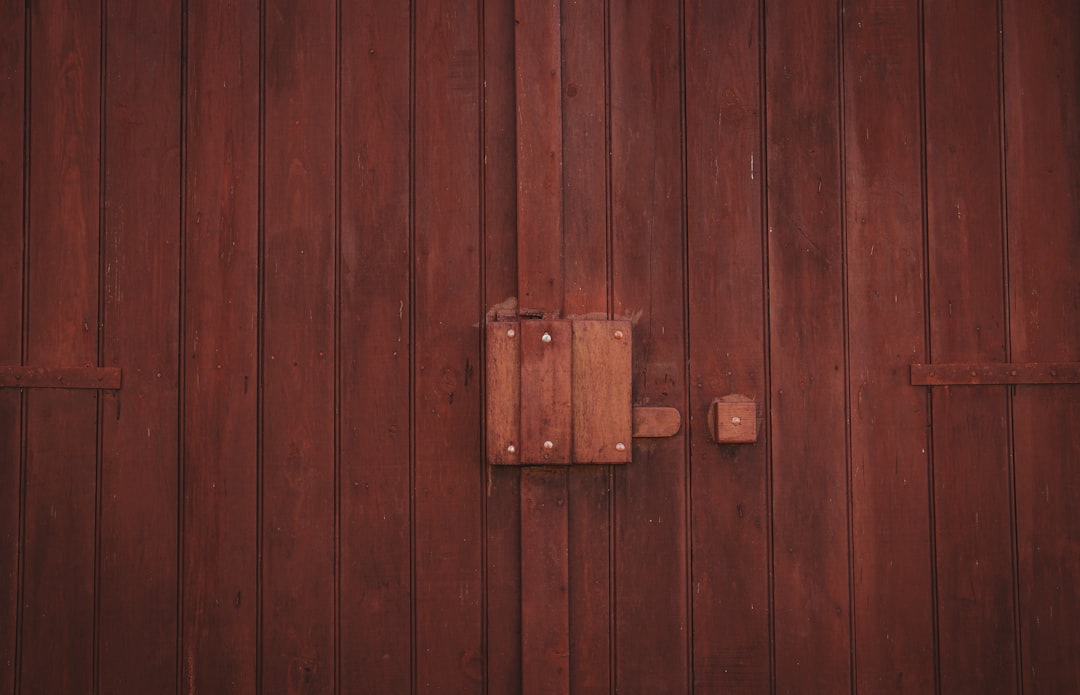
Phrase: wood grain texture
[
  {"left": 560, "top": 1, "right": 613, "bottom": 686},
  {"left": 0, "top": 1, "right": 24, "bottom": 689},
  {"left": 1004, "top": 0, "right": 1080, "bottom": 690},
  {"left": 482, "top": 0, "right": 523, "bottom": 686},
  {"left": 520, "top": 466, "right": 570, "bottom": 694},
  {"left": 843, "top": 1, "right": 936, "bottom": 691},
  {"left": 98, "top": 0, "right": 180, "bottom": 691},
  {"left": 182, "top": 0, "right": 260, "bottom": 691},
  {"left": 685, "top": 0, "right": 771, "bottom": 687},
  {"left": 520, "top": 320, "right": 571, "bottom": 465},
  {"left": 610, "top": 0, "right": 690, "bottom": 689},
  {"left": 0, "top": 366, "right": 120, "bottom": 389},
  {"left": 413, "top": 0, "right": 484, "bottom": 690},
  {"left": 21, "top": 1, "right": 101, "bottom": 691},
  {"left": 261, "top": 0, "right": 337, "bottom": 690},
  {"left": 338, "top": 2, "right": 413, "bottom": 691},
  {"left": 572, "top": 321, "right": 631, "bottom": 464},
  {"left": 764, "top": 0, "right": 851, "bottom": 691},
  {"left": 1, "top": 2, "right": 1077, "bottom": 692},
  {"left": 486, "top": 322, "right": 521, "bottom": 465},
  {"left": 632, "top": 407, "right": 682, "bottom": 438},
  {"left": 913, "top": 363, "right": 1080, "bottom": 385},
  {"left": 514, "top": 0, "right": 562, "bottom": 316},
  {"left": 514, "top": 0, "right": 571, "bottom": 691}
]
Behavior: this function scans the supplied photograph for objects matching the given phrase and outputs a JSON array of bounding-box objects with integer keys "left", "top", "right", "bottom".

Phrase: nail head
[
  {"left": 543, "top": 440, "right": 554, "bottom": 450},
  {"left": 615, "top": 442, "right": 626, "bottom": 452},
  {"left": 541, "top": 332, "right": 552, "bottom": 343}
]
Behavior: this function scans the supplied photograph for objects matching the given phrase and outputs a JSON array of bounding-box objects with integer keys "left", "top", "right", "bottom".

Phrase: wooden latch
[{"left": 486, "top": 318, "right": 680, "bottom": 465}]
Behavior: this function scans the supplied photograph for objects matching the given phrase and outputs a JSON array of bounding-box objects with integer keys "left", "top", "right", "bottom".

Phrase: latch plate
[{"left": 487, "top": 319, "right": 632, "bottom": 465}]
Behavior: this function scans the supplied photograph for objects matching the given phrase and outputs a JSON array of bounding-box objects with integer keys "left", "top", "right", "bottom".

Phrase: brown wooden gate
[{"left": 1, "top": 0, "right": 1078, "bottom": 692}]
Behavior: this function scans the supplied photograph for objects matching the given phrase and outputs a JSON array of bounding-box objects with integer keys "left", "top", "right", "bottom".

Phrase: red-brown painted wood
[
  {"left": 0, "top": 3, "right": 1077, "bottom": 692},
  {"left": 98, "top": 0, "right": 180, "bottom": 691},
  {"left": 514, "top": 0, "right": 571, "bottom": 692},
  {"left": 685, "top": 0, "right": 771, "bottom": 689},
  {"left": 560, "top": 0, "right": 613, "bottom": 683},
  {"left": 482, "top": 0, "right": 523, "bottom": 686},
  {"left": 515, "top": 0, "right": 563, "bottom": 318},
  {"left": 924, "top": 2, "right": 1018, "bottom": 690},
  {"left": 0, "top": 1, "right": 24, "bottom": 689},
  {"left": 182, "top": 0, "right": 260, "bottom": 691},
  {"left": 413, "top": 1, "right": 484, "bottom": 690},
  {"left": 0, "top": 366, "right": 120, "bottom": 389},
  {"left": 610, "top": 0, "right": 689, "bottom": 690},
  {"left": 339, "top": 1, "right": 412, "bottom": 689},
  {"left": 913, "top": 363, "right": 1080, "bottom": 386},
  {"left": 1004, "top": 0, "right": 1080, "bottom": 690},
  {"left": 520, "top": 320, "right": 572, "bottom": 465},
  {"left": 765, "top": 0, "right": 851, "bottom": 691},
  {"left": 21, "top": 1, "right": 101, "bottom": 691},
  {"left": 843, "top": 2, "right": 936, "bottom": 691},
  {"left": 261, "top": 0, "right": 337, "bottom": 690}
]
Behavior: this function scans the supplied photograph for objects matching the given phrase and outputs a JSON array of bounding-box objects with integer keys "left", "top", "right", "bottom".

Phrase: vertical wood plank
[
  {"left": 571, "top": 321, "right": 631, "bottom": 464},
  {"left": 610, "top": 0, "right": 690, "bottom": 689},
  {"left": 764, "top": 0, "right": 851, "bottom": 691},
  {"left": 482, "top": 0, "right": 523, "bottom": 686},
  {"left": 519, "top": 320, "right": 571, "bottom": 465},
  {"left": 182, "top": 0, "right": 260, "bottom": 691},
  {"left": 685, "top": 0, "right": 771, "bottom": 690},
  {"left": 515, "top": 0, "right": 563, "bottom": 317},
  {"left": 924, "top": 0, "right": 1018, "bottom": 690},
  {"left": 1004, "top": 0, "right": 1080, "bottom": 690},
  {"left": 843, "top": 2, "right": 936, "bottom": 692},
  {"left": 514, "top": 0, "right": 570, "bottom": 692},
  {"left": 486, "top": 322, "right": 521, "bottom": 466},
  {"left": 98, "top": 0, "right": 180, "bottom": 691},
  {"left": 413, "top": 0, "right": 484, "bottom": 690},
  {"left": 21, "top": 0, "right": 101, "bottom": 691},
  {"left": 261, "top": 0, "right": 337, "bottom": 689},
  {"left": 0, "top": 1, "right": 24, "bottom": 689},
  {"left": 338, "top": 1, "right": 412, "bottom": 690},
  {"left": 561, "top": 0, "right": 614, "bottom": 688}
]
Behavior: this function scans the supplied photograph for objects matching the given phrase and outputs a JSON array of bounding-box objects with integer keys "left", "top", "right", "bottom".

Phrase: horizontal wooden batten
[
  {"left": 0, "top": 366, "right": 122, "bottom": 389},
  {"left": 911, "top": 363, "right": 1080, "bottom": 386}
]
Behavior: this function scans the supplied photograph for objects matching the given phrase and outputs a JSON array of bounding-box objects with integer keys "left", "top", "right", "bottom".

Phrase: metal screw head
[
  {"left": 615, "top": 442, "right": 626, "bottom": 452},
  {"left": 731, "top": 416, "right": 742, "bottom": 426},
  {"left": 541, "top": 332, "right": 552, "bottom": 343},
  {"left": 506, "top": 328, "right": 516, "bottom": 338},
  {"left": 543, "top": 440, "right": 554, "bottom": 450},
  {"left": 613, "top": 330, "right": 625, "bottom": 340},
  {"left": 506, "top": 444, "right": 516, "bottom": 454}
]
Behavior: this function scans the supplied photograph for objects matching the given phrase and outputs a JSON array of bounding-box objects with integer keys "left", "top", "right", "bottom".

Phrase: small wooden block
[
  {"left": 520, "top": 320, "right": 572, "bottom": 464},
  {"left": 709, "top": 396, "right": 757, "bottom": 444},
  {"left": 572, "top": 320, "right": 632, "bottom": 463},
  {"left": 486, "top": 322, "right": 521, "bottom": 464}
]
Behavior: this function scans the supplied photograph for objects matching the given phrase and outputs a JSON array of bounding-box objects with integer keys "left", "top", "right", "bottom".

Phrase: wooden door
[{"left": 1, "top": 0, "right": 1078, "bottom": 693}]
